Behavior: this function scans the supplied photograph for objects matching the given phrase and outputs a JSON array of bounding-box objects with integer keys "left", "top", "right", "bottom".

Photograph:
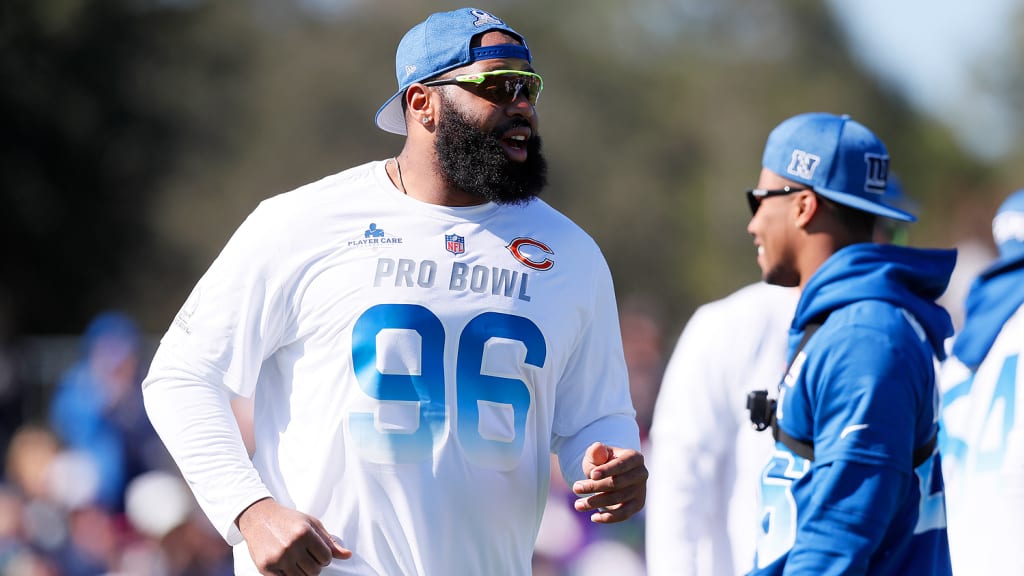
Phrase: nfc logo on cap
[
  {"left": 787, "top": 149, "right": 820, "bottom": 180},
  {"left": 864, "top": 153, "right": 888, "bottom": 195},
  {"left": 471, "top": 9, "right": 504, "bottom": 27}
]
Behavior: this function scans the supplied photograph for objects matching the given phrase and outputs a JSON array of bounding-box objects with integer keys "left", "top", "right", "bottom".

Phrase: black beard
[{"left": 434, "top": 95, "right": 548, "bottom": 205}]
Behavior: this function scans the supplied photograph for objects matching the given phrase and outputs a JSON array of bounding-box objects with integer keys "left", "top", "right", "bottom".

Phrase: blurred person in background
[
  {"left": 121, "top": 470, "right": 232, "bottom": 576},
  {"left": 4, "top": 424, "right": 60, "bottom": 505},
  {"left": 647, "top": 281, "right": 797, "bottom": 576},
  {"left": 619, "top": 299, "right": 667, "bottom": 443},
  {"left": 646, "top": 177, "right": 914, "bottom": 576},
  {"left": 4, "top": 424, "right": 119, "bottom": 575},
  {"left": 533, "top": 301, "right": 664, "bottom": 575},
  {"left": 48, "top": 310, "right": 164, "bottom": 513},
  {"left": 4, "top": 425, "right": 66, "bottom": 556},
  {"left": 2, "top": 427, "right": 61, "bottom": 576},
  {"left": 743, "top": 112, "right": 953, "bottom": 575},
  {"left": 6, "top": 331, "right": 231, "bottom": 575},
  {"left": 142, "top": 7, "right": 646, "bottom": 576},
  {"left": 56, "top": 502, "right": 120, "bottom": 575},
  {"left": 939, "top": 189, "right": 1024, "bottom": 575}
]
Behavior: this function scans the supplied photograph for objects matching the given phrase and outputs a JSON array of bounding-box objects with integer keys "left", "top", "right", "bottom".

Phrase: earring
[{"left": 422, "top": 117, "right": 431, "bottom": 124}]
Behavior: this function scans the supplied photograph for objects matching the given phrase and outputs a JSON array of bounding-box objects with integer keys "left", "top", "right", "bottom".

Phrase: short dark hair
[{"left": 816, "top": 194, "right": 876, "bottom": 240}]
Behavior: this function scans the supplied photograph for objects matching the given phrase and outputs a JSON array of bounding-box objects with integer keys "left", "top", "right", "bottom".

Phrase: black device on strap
[
  {"left": 746, "top": 322, "right": 822, "bottom": 436},
  {"left": 745, "top": 319, "right": 937, "bottom": 468}
]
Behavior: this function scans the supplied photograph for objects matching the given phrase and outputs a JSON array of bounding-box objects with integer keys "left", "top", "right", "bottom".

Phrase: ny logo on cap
[
  {"left": 864, "top": 154, "right": 888, "bottom": 195},
  {"left": 471, "top": 9, "right": 504, "bottom": 27},
  {"left": 787, "top": 149, "right": 820, "bottom": 180}
]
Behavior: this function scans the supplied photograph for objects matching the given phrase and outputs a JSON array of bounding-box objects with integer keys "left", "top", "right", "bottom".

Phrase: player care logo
[
  {"left": 173, "top": 286, "right": 201, "bottom": 335},
  {"left": 506, "top": 237, "right": 554, "bottom": 271},
  {"left": 347, "top": 223, "right": 403, "bottom": 248}
]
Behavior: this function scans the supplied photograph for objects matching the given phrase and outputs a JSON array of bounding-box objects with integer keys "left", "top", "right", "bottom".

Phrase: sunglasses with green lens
[{"left": 422, "top": 69, "right": 543, "bottom": 107}]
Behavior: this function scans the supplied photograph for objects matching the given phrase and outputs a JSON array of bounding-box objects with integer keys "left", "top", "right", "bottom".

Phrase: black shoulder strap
[
  {"left": 912, "top": 434, "right": 938, "bottom": 468},
  {"left": 769, "top": 320, "right": 937, "bottom": 468},
  {"left": 769, "top": 322, "right": 821, "bottom": 462}
]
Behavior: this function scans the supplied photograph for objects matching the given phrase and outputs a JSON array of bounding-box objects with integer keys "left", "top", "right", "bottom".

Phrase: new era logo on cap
[
  {"left": 470, "top": 9, "right": 504, "bottom": 27},
  {"left": 762, "top": 112, "right": 915, "bottom": 222}
]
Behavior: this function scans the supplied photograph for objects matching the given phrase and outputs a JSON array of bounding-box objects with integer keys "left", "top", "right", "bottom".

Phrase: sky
[{"left": 827, "top": 0, "right": 1021, "bottom": 160}]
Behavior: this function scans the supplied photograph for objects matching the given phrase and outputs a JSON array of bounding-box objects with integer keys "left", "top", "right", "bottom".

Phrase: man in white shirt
[
  {"left": 142, "top": 8, "right": 646, "bottom": 575},
  {"left": 940, "top": 188, "right": 1024, "bottom": 575},
  {"left": 647, "top": 282, "right": 796, "bottom": 576}
]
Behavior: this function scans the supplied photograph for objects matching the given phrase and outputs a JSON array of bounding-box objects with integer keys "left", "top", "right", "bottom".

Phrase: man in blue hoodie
[
  {"left": 939, "top": 189, "right": 1024, "bottom": 575},
  {"left": 744, "top": 112, "right": 955, "bottom": 575}
]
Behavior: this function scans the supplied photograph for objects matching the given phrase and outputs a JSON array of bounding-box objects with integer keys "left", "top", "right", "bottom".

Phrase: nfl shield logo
[{"left": 445, "top": 234, "right": 465, "bottom": 255}]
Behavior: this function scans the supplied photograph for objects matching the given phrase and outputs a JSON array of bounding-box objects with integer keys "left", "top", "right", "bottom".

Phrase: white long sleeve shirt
[
  {"left": 646, "top": 282, "right": 797, "bottom": 576},
  {"left": 940, "top": 305, "right": 1024, "bottom": 576},
  {"left": 143, "top": 160, "right": 640, "bottom": 576}
]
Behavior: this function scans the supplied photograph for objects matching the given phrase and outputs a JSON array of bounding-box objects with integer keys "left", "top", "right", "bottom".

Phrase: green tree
[{"left": 0, "top": 0, "right": 255, "bottom": 335}]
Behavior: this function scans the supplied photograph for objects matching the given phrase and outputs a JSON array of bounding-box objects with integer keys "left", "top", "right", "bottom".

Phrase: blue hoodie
[
  {"left": 951, "top": 255, "right": 1024, "bottom": 369},
  {"left": 752, "top": 243, "right": 955, "bottom": 576}
]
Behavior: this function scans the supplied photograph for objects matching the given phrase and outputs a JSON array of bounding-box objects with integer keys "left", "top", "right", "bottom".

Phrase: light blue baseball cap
[
  {"left": 374, "top": 7, "right": 531, "bottom": 135},
  {"left": 992, "top": 189, "right": 1024, "bottom": 259},
  {"left": 762, "top": 112, "right": 916, "bottom": 222}
]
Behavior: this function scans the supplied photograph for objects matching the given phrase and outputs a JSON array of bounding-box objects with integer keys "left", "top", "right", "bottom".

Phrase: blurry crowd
[
  {"left": 0, "top": 307, "right": 668, "bottom": 576},
  {"left": 2, "top": 312, "right": 234, "bottom": 576}
]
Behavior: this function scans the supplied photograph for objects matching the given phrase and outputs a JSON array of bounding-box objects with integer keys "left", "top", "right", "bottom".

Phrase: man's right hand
[{"left": 237, "top": 497, "right": 352, "bottom": 575}]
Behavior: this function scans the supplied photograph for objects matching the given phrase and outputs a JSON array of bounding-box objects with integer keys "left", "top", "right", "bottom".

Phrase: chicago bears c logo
[{"left": 506, "top": 237, "right": 554, "bottom": 271}]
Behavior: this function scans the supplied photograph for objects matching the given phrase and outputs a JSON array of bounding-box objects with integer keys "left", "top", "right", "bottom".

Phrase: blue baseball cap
[
  {"left": 761, "top": 112, "right": 916, "bottom": 222},
  {"left": 992, "top": 189, "right": 1024, "bottom": 259},
  {"left": 884, "top": 172, "right": 905, "bottom": 206},
  {"left": 374, "top": 8, "right": 531, "bottom": 135}
]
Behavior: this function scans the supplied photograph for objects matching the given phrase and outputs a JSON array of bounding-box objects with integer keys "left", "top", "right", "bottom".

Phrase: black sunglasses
[
  {"left": 746, "top": 186, "right": 808, "bottom": 215},
  {"left": 422, "top": 69, "right": 544, "bottom": 107}
]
